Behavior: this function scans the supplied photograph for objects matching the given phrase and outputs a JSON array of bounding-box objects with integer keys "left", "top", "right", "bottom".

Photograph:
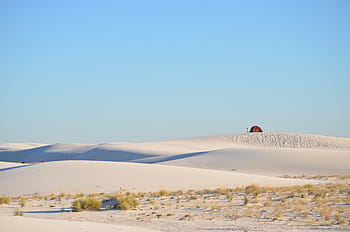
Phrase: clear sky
[{"left": 1, "top": 0, "right": 349, "bottom": 143}]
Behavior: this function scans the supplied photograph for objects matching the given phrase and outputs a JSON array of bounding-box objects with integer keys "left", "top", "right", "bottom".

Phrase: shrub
[
  {"left": 116, "top": 194, "right": 139, "bottom": 210},
  {"left": 72, "top": 200, "right": 82, "bottom": 212},
  {"left": 20, "top": 198, "right": 26, "bottom": 208},
  {"left": 72, "top": 198, "right": 102, "bottom": 212},
  {"left": 14, "top": 210, "right": 23, "bottom": 216},
  {"left": 159, "top": 190, "right": 168, "bottom": 197},
  {"left": 0, "top": 196, "right": 10, "bottom": 204}
]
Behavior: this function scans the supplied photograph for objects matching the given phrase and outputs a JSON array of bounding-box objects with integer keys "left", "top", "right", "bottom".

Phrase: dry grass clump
[
  {"left": 20, "top": 197, "right": 26, "bottom": 208},
  {"left": 6, "top": 179, "right": 348, "bottom": 229},
  {"left": 281, "top": 174, "right": 350, "bottom": 180},
  {"left": 14, "top": 210, "right": 24, "bottom": 216},
  {"left": 0, "top": 196, "right": 10, "bottom": 204},
  {"left": 159, "top": 190, "right": 168, "bottom": 197},
  {"left": 320, "top": 206, "right": 332, "bottom": 221},
  {"left": 72, "top": 198, "right": 102, "bottom": 212},
  {"left": 117, "top": 194, "right": 139, "bottom": 210},
  {"left": 245, "top": 185, "right": 263, "bottom": 196}
]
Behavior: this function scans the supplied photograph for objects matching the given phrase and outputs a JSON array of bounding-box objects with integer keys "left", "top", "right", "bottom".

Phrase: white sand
[
  {"left": 0, "top": 143, "right": 46, "bottom": 152},
  {"left": 0, "top": 160, "right": 316, "bottom": 196},
  {"left": 0, "top": 161, "right": 27, "bottom": 170},
  {"left": 0, "top": 132, "right": 349, "bottom": 232},
  {"left": 0, "top": 216, "right": 160, "bottom": 232},
  {"left": 159, "top": 147, "right": 350, "bottom": 176},
  {"left": 0, "top": 134, "right": 349, "bottom": 178}
]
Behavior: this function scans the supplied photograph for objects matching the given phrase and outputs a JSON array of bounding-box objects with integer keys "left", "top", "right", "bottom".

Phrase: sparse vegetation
[
  {"left": 71, "top": 198, "right": 102, "bottom": 212},
  {"left": 14, "top": 210, "right": 23, "bottom": 216},
  {"left": 159, "top": 190, "right": 168, "bottom": 197},
  {"left": 0, "top": 196, "right": 10, "bottom": 204},
  {"left": 115, "top": 194, "right": 140, "bottom": 210},
  {"left": 20, "top": 197, "right": 26, "bottom": 208},
  {"left": 3, "top": 180, "right": 350, "bottom": 229}
]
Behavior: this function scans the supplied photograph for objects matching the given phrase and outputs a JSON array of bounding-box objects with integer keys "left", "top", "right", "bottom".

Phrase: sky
[{"left": 1, "top": 0, "right": 350, "bottom": 143}]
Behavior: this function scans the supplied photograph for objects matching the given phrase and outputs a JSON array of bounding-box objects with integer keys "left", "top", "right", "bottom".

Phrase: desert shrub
[
  {"left": 20, "top": 198, "right": 26, "bottom": 208},
  {"left": 72, "top": 200, "right": 82, "bottom": 212},
  {"left": 74, "top": 193, "right": 85, "bottom": 199},
  {"left": 172, "top": 190, "right": 184, "bottom": 196},
  {"left": 0, "top": 196, "right": 10, "bottom": 204},
  {"left": 116, "top": 194, "right": 139, "bottom": 210},
  {"left": 71, "top": 198, "right": 102, "bottom": 212},
  {"left": 14, "top": 210, "right": 23, "bottom": 216},
  {"left": 245, "top": 185, "right": 262, "bottom": 196},
  {"left": 159, "top": 190, "right": 168, "bottom": 197}
]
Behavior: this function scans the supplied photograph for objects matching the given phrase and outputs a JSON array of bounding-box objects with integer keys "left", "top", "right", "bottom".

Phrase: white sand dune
[
  {"left": 0, "top": 133, "right": 349, "bottom": 177},
  {"left": 188, "top": 133, "right": 350, "bottom": 149},
  {"left": 0, "top": 160, "right": 315, "bottom": 196},
  {"left": 0, "top": 161, "right": 27, "bottom": 170},
  {"left": 0, "top": 133, "right": 348, "bottom": 232},
  {"left": 0, "top": 133, "right": 349, "bottom": 162},
  {"left": 158, "top": 147, "right": 350, "bottom": 176},
  {"left": 0, "top": 143, "right": 157, "bottom": 163},
  {"left": 0, "top": 143, "right": 46, "bottom": 152},
  {"left": 0, "top": 216, "right": 159, "bottom": 232}
]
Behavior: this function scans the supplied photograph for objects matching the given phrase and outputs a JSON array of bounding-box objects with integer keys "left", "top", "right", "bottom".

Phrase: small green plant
[
  {"left": 71, "top": 198, "right": 102, "bottom": 212},
  {"left": 0, "top": 196, "right": 10, "bottom": 204},
  {"left": 14, "top": 210, "right": 23, "bottom": 216},
  {"left": 72, "top": 200, "right": 82, "bottom": 212},
  {"left": 159, "top": 190, "right": 168, "bottom": 197},
  {"left": 20, "top": 198, "right": 26, "bottom": 208},
  {"left": 116, "top": 194, "right": 140, "bottom": 210}
]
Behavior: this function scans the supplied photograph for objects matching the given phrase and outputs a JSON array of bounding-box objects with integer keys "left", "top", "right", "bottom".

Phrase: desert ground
[{"left": 0, "top": 132, "right": 349, "bottom": 231}]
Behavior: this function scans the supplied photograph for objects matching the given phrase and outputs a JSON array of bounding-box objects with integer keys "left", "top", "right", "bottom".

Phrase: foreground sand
[
  {"left": 0, "top": 216, "right": 160, "bottom": 232},
  {"left": 1, "top": 180, "right": 349, "bottom": 232}
]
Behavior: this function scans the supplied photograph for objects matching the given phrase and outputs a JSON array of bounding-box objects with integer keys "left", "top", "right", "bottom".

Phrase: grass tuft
[
  {"left": 116, "top": 194, "right": 140, "bottom": 210},
  {"left": 72, "top": 198, "right": 102, "bottom": 212},
  {"left": 0, "top": 196, "right": 10, "bottom": 204},
  {"left": 14, "top": 210, "right": 23, "bottom": 216}
]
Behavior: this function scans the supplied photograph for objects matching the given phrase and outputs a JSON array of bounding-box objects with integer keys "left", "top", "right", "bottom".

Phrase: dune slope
[
  {"left": 158, "top": 147, "right": 350, "bottom": 176},
  {"left": 0, "top": 160, "right": 315, "bottom": 196}
]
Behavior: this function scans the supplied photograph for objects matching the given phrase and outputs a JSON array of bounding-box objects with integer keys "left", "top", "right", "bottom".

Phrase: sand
[
  {"left": 0, "top": 132, "right": 349, "bottom": 231},
  {"left": 0, "top": 216, "right": 160, "bottom": 232}
]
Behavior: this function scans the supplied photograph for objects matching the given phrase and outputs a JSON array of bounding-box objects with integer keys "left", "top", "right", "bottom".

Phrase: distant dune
[
  {"left": 187, "top": 133, "right": 350, "bottom": 149},
  {"left": 158, "top": 147, "right": 350, "bottom": 176},
  {"left": 0, "top": 133, "right": 349, "bottom": 195},
  {"left": 0, "top": 133, "right": 349, "bottom": 176}
]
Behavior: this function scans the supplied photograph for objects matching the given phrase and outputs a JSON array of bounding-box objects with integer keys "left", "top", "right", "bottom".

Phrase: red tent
[{"left": 249, "top": 125, "right": 263, "bottom": 132}]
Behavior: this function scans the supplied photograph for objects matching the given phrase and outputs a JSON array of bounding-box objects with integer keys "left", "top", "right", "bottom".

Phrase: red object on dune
[{"left": 249, "top": 125, "right": 263, "bottom": 132}]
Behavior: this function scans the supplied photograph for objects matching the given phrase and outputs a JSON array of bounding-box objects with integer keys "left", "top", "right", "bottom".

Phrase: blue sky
[{"left": 1, "top": 0, "right": 349, "bottom": 143}]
